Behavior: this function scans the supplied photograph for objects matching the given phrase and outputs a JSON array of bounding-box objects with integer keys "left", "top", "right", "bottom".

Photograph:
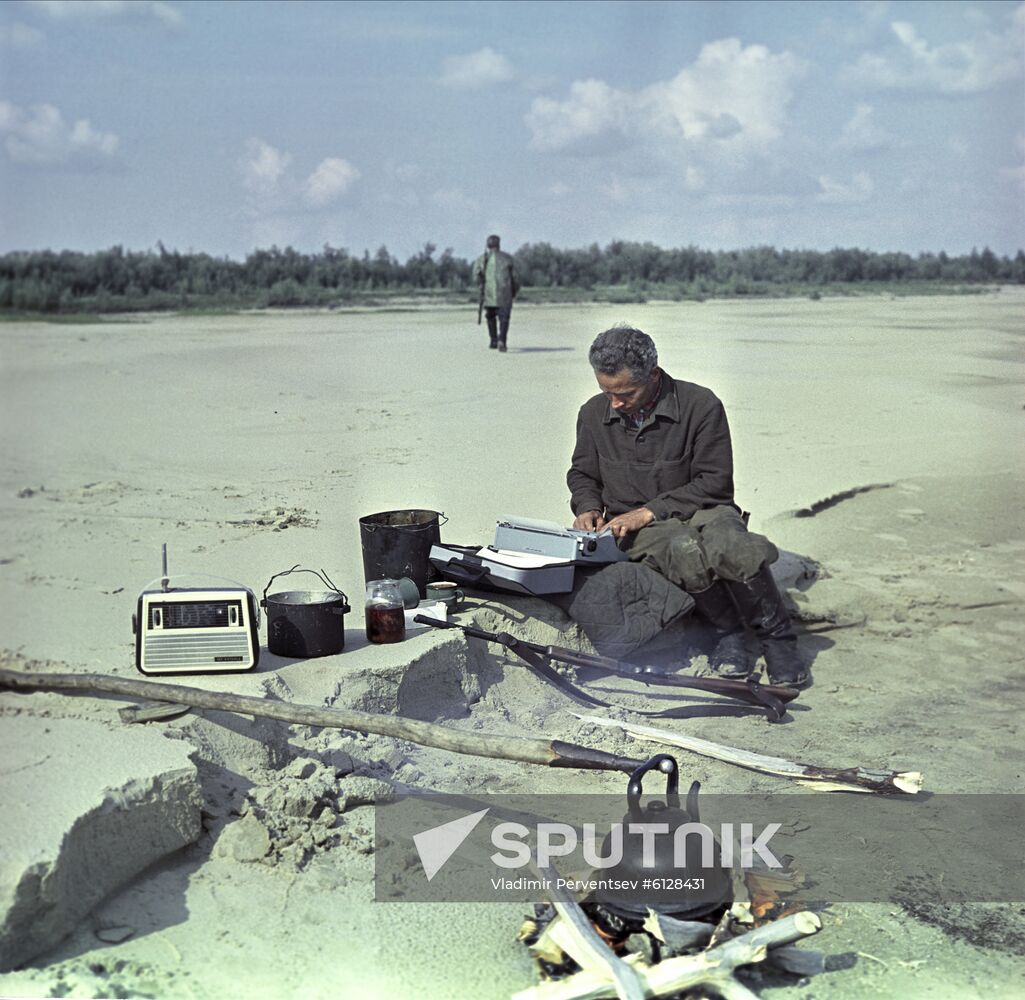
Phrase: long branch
[
  {"left": 0, "top": 668, "right": 642, "bottom": 773},
  {"left": 574, "top": 714, "right": 922, "bottom": 793}
]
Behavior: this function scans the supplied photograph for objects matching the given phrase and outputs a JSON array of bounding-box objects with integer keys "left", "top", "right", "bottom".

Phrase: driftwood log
[
  {"left": 0, "top": 668, "right": 645, "bottom": 773},
  {"left": 574, "top": 714, "right": 922, "bottom": 793},
  {"left": 515, "top": 911, "right": 823, "bottom": 1000}
]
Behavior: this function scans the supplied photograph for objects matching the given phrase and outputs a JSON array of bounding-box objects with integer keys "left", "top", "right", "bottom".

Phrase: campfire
[
  {"left": 516, "top": 895, "right": 823, "bottom": 1000},
  {"left": 514, "top": 753, "right": 824, "bottom": 999}
]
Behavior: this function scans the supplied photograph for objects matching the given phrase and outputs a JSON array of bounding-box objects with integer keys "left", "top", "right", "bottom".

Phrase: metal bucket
[
  {"left": 359, "top": 509, "right": 445, "bottom": 597},
  {"left": 262, "top": 566, "right": 350, "bottom": 658}
]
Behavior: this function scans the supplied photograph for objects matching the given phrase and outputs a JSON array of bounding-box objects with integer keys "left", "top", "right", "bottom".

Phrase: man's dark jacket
[{"left": 567, "top": 371, "right": 736, "bottom": 522}]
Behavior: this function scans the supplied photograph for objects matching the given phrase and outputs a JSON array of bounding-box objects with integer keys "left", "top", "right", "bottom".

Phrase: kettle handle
[{"left": 627, "top": 754, "right": 680, "bottom": 818}]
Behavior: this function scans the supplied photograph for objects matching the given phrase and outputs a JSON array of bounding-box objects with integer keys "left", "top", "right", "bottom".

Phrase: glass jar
[{"left": 364, "top": 579, "right": 405, "bottom": 644}]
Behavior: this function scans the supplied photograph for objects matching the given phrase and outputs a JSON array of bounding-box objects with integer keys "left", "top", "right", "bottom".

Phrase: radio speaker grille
[{"left": 142, "top": 631, "right": 253, "bottom": 671}]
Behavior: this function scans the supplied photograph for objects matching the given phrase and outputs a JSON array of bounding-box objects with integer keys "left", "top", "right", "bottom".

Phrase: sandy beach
[{"left": 1, "top": 291, "right": 1024, "bottom": 998}]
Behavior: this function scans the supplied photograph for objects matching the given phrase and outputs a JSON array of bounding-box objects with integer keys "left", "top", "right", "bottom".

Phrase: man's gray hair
[{"left": 589, "top": 325, "right": 658, "bottom": 382}]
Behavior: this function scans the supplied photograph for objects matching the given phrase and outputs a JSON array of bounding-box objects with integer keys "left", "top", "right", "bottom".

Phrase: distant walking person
[{"left": 473, "top": 234, "right": 520, "bottom": 352}]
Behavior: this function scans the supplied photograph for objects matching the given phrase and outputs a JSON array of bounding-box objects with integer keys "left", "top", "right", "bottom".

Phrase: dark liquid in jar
[{"left": 366, "top": 603, "right": 405, "bottom": 644}]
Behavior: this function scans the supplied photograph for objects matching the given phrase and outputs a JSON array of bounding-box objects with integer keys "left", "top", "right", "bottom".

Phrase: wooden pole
[{"left": 0, "top": 668, "right": 643, "bottom": 773}]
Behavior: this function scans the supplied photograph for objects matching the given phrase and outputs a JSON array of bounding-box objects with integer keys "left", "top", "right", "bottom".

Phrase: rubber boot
[
  {"left": 486, "top": 313, "right": 498, "bottom": 348},
  {"left": 726, "top": 565, "right": 810, "bottom": 688},
  {"left": 689, "top": 580, "right": 752, "bottom": 679},
  {"left": 498, "top": 315, "right": 509, "bottom": 352}
]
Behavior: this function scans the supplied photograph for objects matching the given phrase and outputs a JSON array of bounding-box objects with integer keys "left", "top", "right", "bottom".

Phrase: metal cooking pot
[{"left": 261, "top": 566, "right": 350, "bottom": 659}]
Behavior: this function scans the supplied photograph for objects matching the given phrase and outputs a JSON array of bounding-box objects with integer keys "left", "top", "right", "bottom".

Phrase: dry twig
[{"left": 574, "top": 714, "right": 922, "bottom": 793}]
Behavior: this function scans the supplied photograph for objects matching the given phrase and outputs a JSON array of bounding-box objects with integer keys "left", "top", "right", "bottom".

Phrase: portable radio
[{"left": 133, "top": 546, "right": 260, "bottom": 675}]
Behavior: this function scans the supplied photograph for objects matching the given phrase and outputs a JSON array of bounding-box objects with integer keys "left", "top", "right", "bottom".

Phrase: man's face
[{"left": 595, "top": 367, "right": 659, "bottom": 416}]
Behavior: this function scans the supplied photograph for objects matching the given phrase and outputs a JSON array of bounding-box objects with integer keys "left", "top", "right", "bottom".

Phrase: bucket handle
[
  {"left": 361, "top": 511, "right": 448, "bottom": 533},
  {"left": 262, "top": 566, "right": 350, "bottom": 610}
]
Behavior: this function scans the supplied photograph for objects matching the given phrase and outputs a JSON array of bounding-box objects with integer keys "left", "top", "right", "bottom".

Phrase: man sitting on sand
[{"left": 567, "top": 324, "right": 809, "bottom": 688}]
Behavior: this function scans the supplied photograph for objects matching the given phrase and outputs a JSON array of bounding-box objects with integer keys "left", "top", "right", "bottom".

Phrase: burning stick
[
  {"left": 540, "top": 866, "right": 646, "bottom": 1000},
  {"left": 573, "top": 714, "right": 923, "bottom": 793},
  {"left": 514, "top": 911, "right": 822, "bottom": 1000}
]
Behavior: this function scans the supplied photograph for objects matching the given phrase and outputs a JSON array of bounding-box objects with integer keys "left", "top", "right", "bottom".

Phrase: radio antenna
[{"left": 161, "top": 543, "right": 169, "bottom": 592}]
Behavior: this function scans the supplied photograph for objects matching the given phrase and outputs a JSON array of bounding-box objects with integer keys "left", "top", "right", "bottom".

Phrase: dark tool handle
[
  {"left": 743, "top": 677, "right": 788, "bottom": 723},
  {"left": 549, "top": 741, "right": 645, "bottom": 772},
  {"left": 546, "top": 644, "right": 796, "bottom": 703},
  {"left": 416, "top": 616, "right": 548, "bottom": 655},
  {"left": 414, "top": 617, "right": 789, "bottom": 720},
  {"left": 698, "top": 673, "right": 797, "bottom": 703},
  {"left": 545, "top": 644, "right": 623, "bottom": 672},
  {"left": 415, "top": 615, "right": 504, "bottom": 645},
  {"left": 415, "top": 616, "right": 611, "bottom": 709},
  {"left": 414, "top": 614, "right": 537, "bottom": 651}
]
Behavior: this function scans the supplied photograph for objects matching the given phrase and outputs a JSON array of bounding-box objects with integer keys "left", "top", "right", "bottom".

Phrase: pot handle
[
  {"left": 263, "top": 566, "right": 349, "bottom": 610},
  {"left": 627, "top": 754, "right": 680, "bottom": 819}
]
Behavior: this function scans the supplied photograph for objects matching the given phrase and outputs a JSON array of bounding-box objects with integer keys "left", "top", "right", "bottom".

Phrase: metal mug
[
  {"left": 425, "top": 581, "right": 464, "bottom": 611},
  {"left": 396, "top": 576, "right": 420, "bottom": 609}
]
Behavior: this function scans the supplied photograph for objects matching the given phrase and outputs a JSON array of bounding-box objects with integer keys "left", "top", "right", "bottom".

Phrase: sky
[{"left": 0, "top": 0, "right": 1023, "bottom": 262}]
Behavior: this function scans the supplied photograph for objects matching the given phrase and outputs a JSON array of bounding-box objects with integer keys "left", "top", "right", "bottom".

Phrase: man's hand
[
  {"left": 603, "top": 507, "right": 655, "bottom": 540},
  {"left": 572, "top": 510, "right": 606, "bottom": 531}
]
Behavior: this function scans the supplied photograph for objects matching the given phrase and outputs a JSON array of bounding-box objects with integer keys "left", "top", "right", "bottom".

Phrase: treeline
[{"left": 1, "top": 240, "right": 1023, "bottom": 314}]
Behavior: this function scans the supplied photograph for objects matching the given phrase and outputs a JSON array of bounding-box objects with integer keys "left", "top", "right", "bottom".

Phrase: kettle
[{"left": 591, "top": 754, "right": 734, "bottom": 921}]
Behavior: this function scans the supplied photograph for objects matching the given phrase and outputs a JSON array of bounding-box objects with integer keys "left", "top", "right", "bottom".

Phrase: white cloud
[
  {"left": 28, "top": 0, "right": 183, "bottom": 27},
  {"left": 648, "top": 39, "right": 803, "bottom": 149},
  {"left": 835, "top": 103, "right": 890, "bottom": 151},
  {"left": 238, "top": 143, "right": 361, "bottom": 250},
  {"left": 0, "top": 21, "right": 44, "bottom": 47},
  {"left": 525, "top": 38, "right": 804, "bottom": 156},
  {"left": 239, "top": 138, "right": 291, "bottom": 195},
  {"left": 304, "top": 157, "right": 360, "bottom": 206},
  {"left": 846, "top": 8, "right": 1024, "bottom": 93},
  {"left": 0, "top": 100, "right": 119, "bottom": 164},
  {"left": 816, "top": 171, "right": 874, "bottom": 204},
  {"left": 439, "top": 47, "right": 513, "bottom": 88},
  {"left": 526, "top": 78, "right": 629, "bottom": 151}
]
